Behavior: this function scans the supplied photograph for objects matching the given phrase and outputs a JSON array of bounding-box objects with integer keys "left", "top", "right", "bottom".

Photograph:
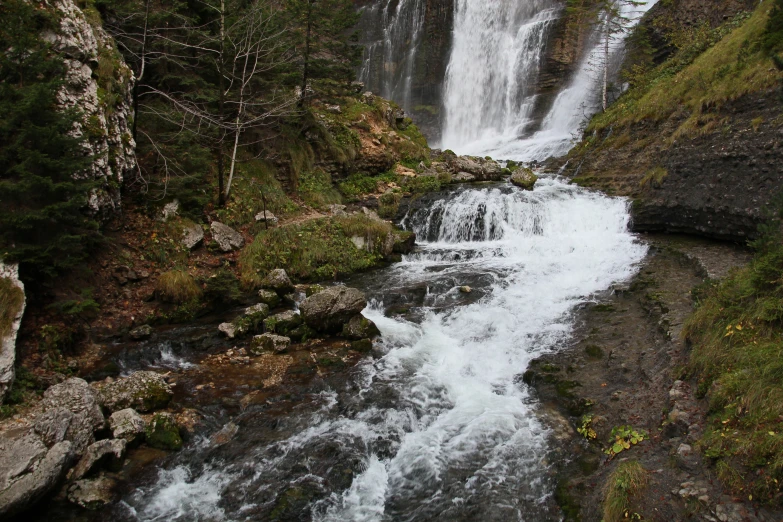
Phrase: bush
[{"left": 155, "top": 270, "right": 202, "bottom": 304}]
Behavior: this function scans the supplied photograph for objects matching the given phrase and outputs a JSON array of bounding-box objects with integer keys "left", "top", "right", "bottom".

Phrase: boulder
[
  {"left": 451, "top": 172, "right": 476, "bottom": 183},
  {"left": 510, "top": 168, "right": 538, "bottom": 190},
  {"left": 218, "top": 322, "right": 238, "bottom": 339},
  {"left": 210, "top": 221, "right": 244, "bottom": 252},
  {"left": 108, "top": 408, "right": 146, "bottom": 444},
  {"left": 37, "top": 378, "right": 105, "bottom": 454},
  {"left": 254, "top": 210, "right": 278, "bottom": 226},
  {"left": 69, "top": 439, "right": 126, "bottom": 480},
  {"left": 128, "top": 324, "right": 153, "bottom": 341},
  {"left": 392, "top": 231, "right": 416, "bottom": 254},
  {"left": 263, "top": 310, "right": 302, "bottom": 335},
  {"left": 67, "top": 476, "right": 116, "bottom": 510},
  {"left": 341, "top": 315, "right": 381, "bottom": 340},
  {"left": 145, "top": 413, "right": 183, "bottom": 450},
  {"left": 251, "top": 334, "right": 291, "bottom": 354},
  {"left": 161, "top": 200, "right": 179, "bottom": 222},
  {"left": 0, "top": 437, "right": 72, "bottom": 518},
  {"left": 260, "top": 269, "right": 295, "bottom": 294},
  {"left": 181, "top": 220, "right": 204, "bottom": 250},
  {"left": 257, "top": 289, "right": 281, "bottom": 308},
  {"left": 0, "top": 262, "right": 25, "bottom": 404},
  {"left": 300, "top": 286, "right": 367, "bottom": 333},
  {"left": 351, "top": 339, "right": 373, "bottom": 352},
  {"left": 95, "top": 371, "right": 173, "bottom": 413}
]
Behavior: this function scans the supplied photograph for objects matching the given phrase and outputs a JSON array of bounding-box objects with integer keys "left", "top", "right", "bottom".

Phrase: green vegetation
[
  {"left": 587, "top": 3, "right": 781, "bottom": 139},
  {"left": 683, "top": 216, "right": 783, "bottom": 503},
  {"left": 299, "top": 169, "right": 343, "bottom": 209},
  {"left": 639, "top": 166, "right": 668, "bottom": 189},
  {"left": 0, "top": 366, "right": 44, "bottom": 418},
  {"left": 602, "top": 460, "right": 648, "bottom": 522},
  {"left": 155, "top": 270, "right": 203, "bottom": 304},
  {"left": 577, "top": 414, "right": 598, "bottom": 440},
  {"left": 145, "top": 413, "right": 183, "bottom": 451},
  {"left": 604, "top": 425, "right": 647, "bottom": 457},
  {"left": 240, "top": 214, "right": 393, "bottom": 284},
  {"left": 0, "top": 0, "right": 100, "bottom": 280},
  {"left": 0, "top": 277, "right": 23, "bottom": 339}
]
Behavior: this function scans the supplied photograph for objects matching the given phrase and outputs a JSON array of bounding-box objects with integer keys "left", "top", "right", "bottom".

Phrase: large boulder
[
  {"left": 181, "top": 220, "right": 204, "bottom": 250},
  {"left": 108, "top": 408, "right": 146, "bottom": 444},
  {"left": 341, "top": 315, "right": 381, "bottom": 340},
  {"left": 95, "top": 371, "right": 173, "bottom": 413},
  {"left": 0, "top": 434, "right": 72, "bottom": 518},
  {"left": 67, "top": 475, "right": 116, "bottom": 510},
  {"left": 260, "top": 269, "right": 295, "bottom": 294},
  {"left": 263, "top": 310, "right": 302, "bottom": 336},
  {"left": 257, "top": 289, "right": 281, "bottom": 308},
  {"left": 210, "top": 221, "right": 244, "bottom": 252},
  {"left": 510, "top": 168, "right": 538, "bottom": 190},
  {"left": 69, "top": 439, "right": 126, "bottom": 480},
  {"left": 300, "top": 286, "right": 367, "bottom": 334},
  {"left": 37, "top": 378, "right": 105, "bottom": 454}
]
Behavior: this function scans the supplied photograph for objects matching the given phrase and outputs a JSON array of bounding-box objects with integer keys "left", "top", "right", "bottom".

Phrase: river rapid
[{"left": 90, "top": 177, "right": 646, "bottom": 522}]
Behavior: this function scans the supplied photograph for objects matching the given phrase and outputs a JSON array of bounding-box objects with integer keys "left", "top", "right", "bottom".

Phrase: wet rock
[
  {"left": 34, "top": 408, "right": 74, "bottom": 447},
  {"left": 108, "top": 408, "right": 146, "bottom": 444},
  {"left": 209, "top": 422, "right": 239, "bottom": 447},
  {"left": 128, "top": 324, "right": 153, "bottom": 341},
  {"left": 263, "top": 310, "right": 302, "bottom": 336},
  {"left": 260, "top": 269, "right": 295, "bottom": 295},
  {"left": 0, "top": 438, "right": 72, "bottom": 518},
  {"left": 95, "top": 371, "right": 173, "bottom": 413},
  {"left": 0, "top": 261, "right": 25, "bottom": 404},
  {"left": 69, "top": 439, "right": 126, "bottom": 480},
  {"left": 67, "top": 475, "right": 116, "bottom": 510},
  {"left": 257, "top": 289, "right": 281, "bottom": 308},
  {"left": 305, "top": 284, "right": 325, "bottom": 297},
  {"left": 300, "top": 286, "right": 367, "bottom": 334},
  {"left": 38, "top": 378, "right": 105, "bottom": 454},
  {"left": 341, "top": 315, "right": 380, "bottom": 340},
  {"left": 181, "top": 220, "right": 204, "bottom": 250},
  {"left": 392, "top": 231, "right": 416, "bottom": 254},
  {"left": 210, "top": 221, "right": 244, "bottom": 252},
  {"left": 254, "top": 210, "right": 278, "bottom": 225},
  {"left": 510, "top": 168, "right": 538, "bottom": 190},
  {"left": 145, "top": 412, "right": 183, "bottom": 451},
  {"left": 351, "top": 339, "right": 373, "bottom": 352},
  {"left": 251, "top": 333, "right": 291, "bottom": 354}
]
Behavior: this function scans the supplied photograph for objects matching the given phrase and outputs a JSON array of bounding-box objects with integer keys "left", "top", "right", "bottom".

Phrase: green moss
[
  {"left": 299, "top": 169, "right": 342, "bottom": 209},
  {"left": 0, "top": 277, "right": 24, "bottom": 339},
  {"left": 338, "top": 171, "right": 397, "bottom": 200},
  {"left": 585, "top": 344, "right": 604, "bottom": 358},
  {"left": 145, "top": 413, "right": 182, "bottom": 451}
]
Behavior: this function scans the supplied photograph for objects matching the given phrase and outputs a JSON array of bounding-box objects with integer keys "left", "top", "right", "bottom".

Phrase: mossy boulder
[
  {"left": 300, "top": 286, "right": 367, "bottom": 334},
  {"left": 351, "top": 339, "right": 373, "bottom": 352},
  {"left": 260, "top": 269, "right": 295, "bottom": 295},
  {"left": 392, "top": 231, "right": 416, "bottom": 254},
  {"left": 510, "top": 168, "right": 538, "bottom": 190},
  {"left": 341, "top": 315, "right": 380, "bottom": 340},
  {"left": 263, "top": 310, "right": 302, "bottom": 336},
  {"left": 257, "top": 289, "right": 281, "bottom": 308},
  {"left": 250, "top": 333, "right": 291, "bottom": 354},
  {"left": 145, "top": 412, "right": 182, "bottom": 450},
  {"left": 96, "top": 371, "right": 173, "bottom": 413}
]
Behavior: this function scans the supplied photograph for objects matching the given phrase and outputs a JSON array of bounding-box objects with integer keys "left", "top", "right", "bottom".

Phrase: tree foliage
[{"left": 0, "top": 0, "right": 100, "bottom": 279}]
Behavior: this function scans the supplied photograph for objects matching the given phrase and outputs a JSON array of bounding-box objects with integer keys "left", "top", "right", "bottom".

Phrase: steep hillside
[{"left": 559, "top": 0, "right": 783, "bottom": 241}]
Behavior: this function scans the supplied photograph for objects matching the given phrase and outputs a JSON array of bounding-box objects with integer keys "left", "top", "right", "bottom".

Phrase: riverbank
[{"left": 527, "top": 233, "right": 783, "bottom": 521}]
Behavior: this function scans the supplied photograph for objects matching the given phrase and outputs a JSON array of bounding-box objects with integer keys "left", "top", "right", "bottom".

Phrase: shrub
[{"left": 155, "top": 270, "right": 202, "bottom": 304}]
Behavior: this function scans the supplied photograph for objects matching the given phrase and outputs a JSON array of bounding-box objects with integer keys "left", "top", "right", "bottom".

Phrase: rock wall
[
  {"left": 43, "top": 0, "right": 136, "bottom": 217},
  {"left": 0, "top": 263, "right": 25, "bottom": 405}
]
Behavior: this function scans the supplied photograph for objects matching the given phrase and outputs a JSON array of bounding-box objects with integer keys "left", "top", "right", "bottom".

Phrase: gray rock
[
  {"left": 341, "top": 315, "right": 380, "bottom": 340},
  {"left": 218, "top": 322, "right": 238, "bottom": 339},
  {"left": 67, "top": 475, "right": 116, "bottom": 510},
  {"left": 108, "top": 409, "right": 146, "bottom": 444},
  {"left": 510, "top": 168, "right": 538, "bottom": 190},
  {"left": 260, "top": 269, "right": 295, "bottom": 294},
  {"left": 210, "top": 221, "right": 244, "bottom": 252},
  {"left": 300, "top": 286, "right": 367, "bottom": 333},
  {"left": 254, "top": 210, "right": 278, "bottom": 225},
  {"left": 161, "top": 200, "right": 179, "bottom": 222},
  {"left": 181, "top": 220, "right": 204, "bottom": 250},
  {"left": 452, "top": 172, "right": 476, "bottom": 183},
  {"left": 0, "top": 262, "right": 25, "bottom": 404},
  {"left": 34, "top": 408, "right": 74, "bottom": 447},
  {"left": 329, "top": 204, "right": 348, "bottom": 216},
  {"left": 326, "top": 104, "right": 342, "bottom": 114},
  {"left": 350, "top": 81, "right": 365, "bottom": 93},
  {"left": 244, "top": 303, "right": 270, "bottom": 319},
  {"left": 0, "top": 438, "right": 72, "bottom": 518},
  {"left": 263, "top": 310, "right": 302, "bottom": 335},
  {"left": 251, "top": 334, "right": 291, "bottom": 354},
  {"left": 362, "top": 91, "right": 374, "bottom": 103},
  {"left": 69, "top": 439, "right": 126, "bottom": 480},
  {"left": 38, "top": 378, "right": 104, "bottom": 454},
  {"left": 257, "top": 289, "right": 281, "bottom": 308},
  {"left": 95, "top": 371, "right": 173, "bottom": 413},
  {"left": 128, "top": 324, "right": 153, "bottom": 341}
]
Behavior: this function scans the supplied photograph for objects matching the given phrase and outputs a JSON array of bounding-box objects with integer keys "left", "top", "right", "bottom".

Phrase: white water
[
  {"left": 441, "top": 0, "right": 657, "bottom": 161},
  {"left": 123, "top": 178, "right": 646, "bottom": 521}
]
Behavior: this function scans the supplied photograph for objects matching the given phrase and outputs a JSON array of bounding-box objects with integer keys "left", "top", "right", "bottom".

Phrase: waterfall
[{"left": 440, "top": 0, "right": 657, "bottom": 161}]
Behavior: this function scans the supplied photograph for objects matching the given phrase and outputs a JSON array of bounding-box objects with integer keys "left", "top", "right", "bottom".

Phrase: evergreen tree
[{"left": 0, "top": 0, "right": 100, "bottom": 280}]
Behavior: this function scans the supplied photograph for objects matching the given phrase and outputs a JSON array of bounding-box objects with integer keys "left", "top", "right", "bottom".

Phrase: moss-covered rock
[
  {"left": 351, "top": 338, "right": 373, "bottom": 352},
  {"left": 145, "top": 412, "right": 182, "bottom": 450},
  {"left": 257, "top": 289, "right": 281, "bottom": 308},
  {"left": 263, "top": 310, "right": 302, "bottom": 336},
  {"left": 510, "top": 168, "right": 538, "bottom": 190},
  {"left": 96, "top": 371, "right": 173, "bottom": 413},
  {"left": 342, "top": 315, "right": 380, "bottom": 340}
]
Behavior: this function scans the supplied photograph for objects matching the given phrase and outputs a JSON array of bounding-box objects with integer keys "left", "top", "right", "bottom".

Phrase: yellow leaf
[
  {"left": 726, "top": 325, "right": 733, "bottom": 330},
  {"left": 769, "top": 432, "right": 776, "bottom": 436},
  {"left": 749, "top": 494, "right": 753, "bottom": 501},
  {"left": 736, "top": 325, "right": 743, "bottom": 331}
]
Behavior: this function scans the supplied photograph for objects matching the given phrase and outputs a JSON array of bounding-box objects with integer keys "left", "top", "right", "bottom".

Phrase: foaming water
[{"left": 118, "top": 178, "right": 646, "bottom": 521}]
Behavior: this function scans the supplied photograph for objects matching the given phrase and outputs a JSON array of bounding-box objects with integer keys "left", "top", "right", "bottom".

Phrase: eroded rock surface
[
  {"left": 95, "top": 371, "right": 173, "bottom": 413},
  {"left": 300, "top": 286, "right": 367, "bottom": 333}
]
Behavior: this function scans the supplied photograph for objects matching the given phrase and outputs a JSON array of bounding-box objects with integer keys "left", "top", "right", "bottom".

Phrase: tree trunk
[
  {"left": 298, "top": 0, "right": 314, "bottom": 108},
  {"left": 132, "top": 0, "right": 151, "bottom": 141},
  {"left": 217, "top": 0, "right": 226, "bottom": 206}
]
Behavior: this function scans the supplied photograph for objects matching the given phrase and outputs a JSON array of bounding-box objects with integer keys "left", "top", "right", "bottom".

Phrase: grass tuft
[
  {"left": 603, "top": 460, "right": 648, "bottom": 522},
  {"left": 155, "top": 270, "right": 202, "bottom": 304}
]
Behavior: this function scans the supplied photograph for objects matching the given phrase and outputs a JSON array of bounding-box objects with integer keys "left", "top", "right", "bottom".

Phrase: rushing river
[{"left": 104, "top": 177, "right": 646, "bottom": 521}]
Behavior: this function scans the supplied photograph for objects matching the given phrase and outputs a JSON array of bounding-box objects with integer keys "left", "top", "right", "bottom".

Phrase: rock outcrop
[
  {"left": 210, "top": 222, "right": 244, "bottom": 252},
  {"left": 37, "top": 378, "right": 105, "bottom": 454},
  {"left": 95, "top": 371, "right": 173, "bottom": 413},
  {"left": 45, "top": 0, "right": 136, "bottom": 216},
  {"left": 300, "top": 286, "right": 367, "bottom": 333},
  {"left": 0, "top": 262, "right": 25, "bottom": 404}
]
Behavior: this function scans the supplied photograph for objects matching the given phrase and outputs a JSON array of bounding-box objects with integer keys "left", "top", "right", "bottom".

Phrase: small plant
[
  {"left": 605, "top": 425, "right": 647, "bottom": 457},
  {"left": 639, "top": 167, "right": 668, "bottom": 189},
  {"left": 155, "top": 270, "right": 202, "bottom": 304},
  {"left": 603, "top": 460, "right": 648, "bottom": 522},
  {"left": 577, "top": 414, "right": 598, "bottom": 440}
]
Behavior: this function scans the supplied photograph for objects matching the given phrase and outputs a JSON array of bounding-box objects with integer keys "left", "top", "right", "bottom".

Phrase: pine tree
[{"left": 0, "top": 0, "right": 101, "bottom": 280}]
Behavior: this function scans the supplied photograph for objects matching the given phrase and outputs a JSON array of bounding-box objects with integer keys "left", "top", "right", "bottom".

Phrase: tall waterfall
[{"left": 440, "top": 0, "right": 657, "bottom": 161}]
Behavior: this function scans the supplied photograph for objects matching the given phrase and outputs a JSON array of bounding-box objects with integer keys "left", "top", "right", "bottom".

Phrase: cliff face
[
  {"left": 560, "top": 0, "right": 781, "bottom": 242},
  {"left": 44, "top": 0, "right": 136, "bottom": 216}
]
